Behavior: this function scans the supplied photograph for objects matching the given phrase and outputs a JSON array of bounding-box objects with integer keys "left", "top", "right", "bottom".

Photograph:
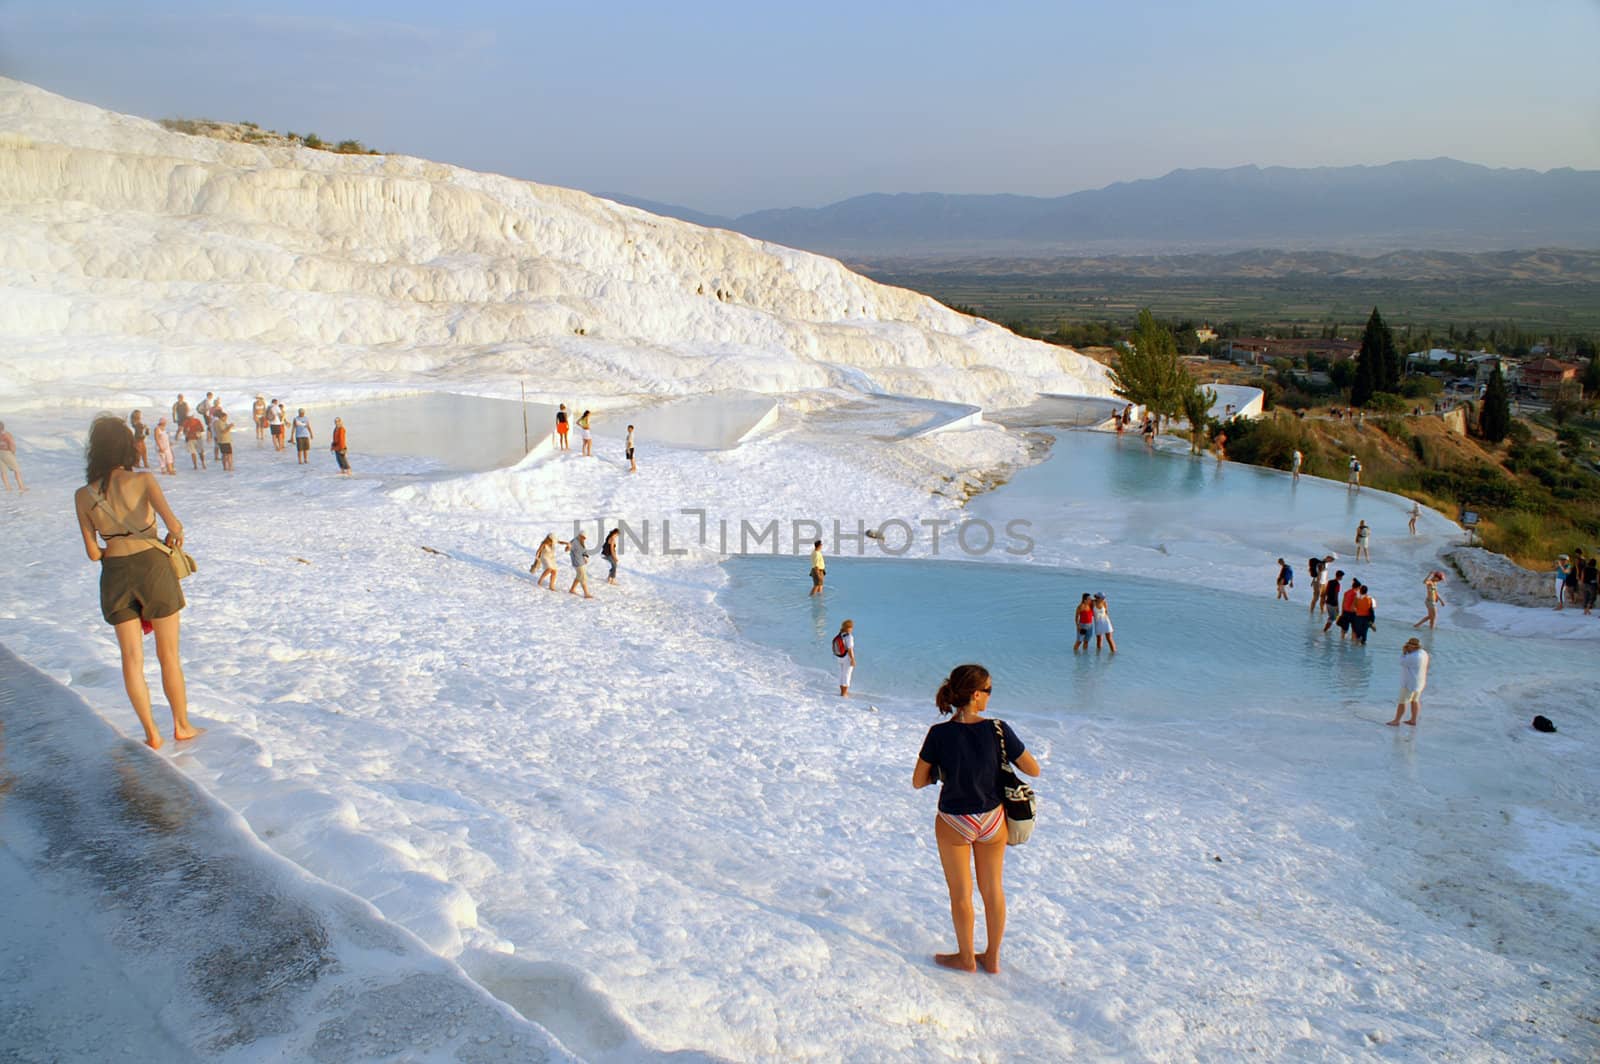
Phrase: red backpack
[{"left": 832, "top": 634, "right": 849, "bottom": 657}]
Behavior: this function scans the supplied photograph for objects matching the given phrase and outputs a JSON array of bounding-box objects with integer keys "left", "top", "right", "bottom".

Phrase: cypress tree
[
  {"left": 1351, "top": 312, "right": 1379, "bottom": 407},
  {"left": 1479, "top": 365, "right": 1511, "bottom": 442},
  {"left": 1355, "top": 306, "right": 1402, "bottom": 400}
]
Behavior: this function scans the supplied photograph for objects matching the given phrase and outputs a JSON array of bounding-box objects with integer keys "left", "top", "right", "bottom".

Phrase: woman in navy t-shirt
[{"left": 913, "top": 663, "right": 1041, "bottom": 974}]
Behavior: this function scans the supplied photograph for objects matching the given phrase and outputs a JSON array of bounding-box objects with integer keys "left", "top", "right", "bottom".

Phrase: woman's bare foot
[
  {"left": 977, "top": 949, "right": 1001, "bottom": 973},
  {"left": 934, "top": 952, "right": 977, "bottom": 972},
  {"left": 174, "top": 725, "right": 205, "bottom": 741}
]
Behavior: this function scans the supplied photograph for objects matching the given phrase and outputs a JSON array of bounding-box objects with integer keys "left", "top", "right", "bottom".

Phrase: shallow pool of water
[
  {"left": 317, "top": 393, "right": 554, "bottom": 472},
  {"left": 720, "top": 553, "right": 1595, "bottom": 736}
]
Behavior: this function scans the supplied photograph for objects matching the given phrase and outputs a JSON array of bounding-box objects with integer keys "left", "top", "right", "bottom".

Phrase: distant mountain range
[
  {"left": 851, "top": 248, "right": 1600, "bottom": 285},
  {"left": 605, "top": 159, "right": 1600, "bottom": 256}
]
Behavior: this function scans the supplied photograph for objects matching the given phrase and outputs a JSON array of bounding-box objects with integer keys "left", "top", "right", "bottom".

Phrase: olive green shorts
[{"left": 100, "top": 548, "right": 185, "bottom": 625}]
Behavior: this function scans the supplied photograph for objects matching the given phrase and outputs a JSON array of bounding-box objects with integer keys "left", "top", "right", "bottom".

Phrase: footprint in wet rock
[
  {"left": 69, "top": 665, "right": 114, "bottom": 687},
  {"left": 459, "top": 951, "right": 642, "bottom": 1060}
]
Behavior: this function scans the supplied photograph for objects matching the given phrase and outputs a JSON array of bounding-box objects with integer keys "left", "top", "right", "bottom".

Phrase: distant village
[{"left": 1213, "top": 334, "right": 1586, "bottom": 401}]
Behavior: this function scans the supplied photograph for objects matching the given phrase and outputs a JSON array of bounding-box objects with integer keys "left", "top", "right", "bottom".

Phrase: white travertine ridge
[{"left": 0, "top": 77, "right": 1110, "bottom": 407}]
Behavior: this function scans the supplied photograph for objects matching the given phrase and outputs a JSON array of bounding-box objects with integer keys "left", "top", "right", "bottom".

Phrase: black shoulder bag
[{"left": 993, "top": 720, "right": 1036, "bottom": 846}]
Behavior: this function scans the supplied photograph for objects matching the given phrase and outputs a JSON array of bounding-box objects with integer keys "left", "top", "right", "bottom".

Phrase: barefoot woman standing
[
  {"left": 73, "top": 415, "right": 199, "bottom": 749},
  {"left": 913, "top": 664, "right": 1041, "bottom": 973}
]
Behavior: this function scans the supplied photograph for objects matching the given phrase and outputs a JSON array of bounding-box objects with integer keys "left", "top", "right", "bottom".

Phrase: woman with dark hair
[
  {"left": 72, "top": 415, "right": 198, "bottom": 750},
  {"left": 912, "top": 664, "right": 1041, "bottom": 973},
  {"left": 601, "top": 527, "right": 621, "bottom": 584}
]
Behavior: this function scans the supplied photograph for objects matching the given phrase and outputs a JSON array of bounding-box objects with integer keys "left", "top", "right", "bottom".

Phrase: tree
[
  {"left": 1478, "top": 365, "right": 1511, "bottom": 443},
  {"left": 1109, "top": 310, "right": 1188, "bottom": 428},
  {"left": 1180, "top": 378, "right": 1218, "bottom": 454},
  {"left": 1583, "top": 352, "right": 1600, "bottom": 399},
  {"left": 1352, "top": 306, "right": 1400, "bottom": 405}
]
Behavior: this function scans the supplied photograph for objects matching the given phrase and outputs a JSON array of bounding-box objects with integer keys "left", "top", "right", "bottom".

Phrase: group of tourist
[
  {"left": 530, "top": 527, "right": 623, "bottom": 600},
  {"left": 1554, "top": 550, "right": 1600, "bottom": 614},
  {"left": 120, "top": 393, "right": 352, "bottom": 475},
  {"left": 554, "top": 403, "right": 638, "bottom": 472}
]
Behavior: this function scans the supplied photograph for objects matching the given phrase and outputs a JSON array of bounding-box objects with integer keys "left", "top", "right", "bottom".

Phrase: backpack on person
[{"left": 832, "top": 633, "right": 849, "bottom": 657}]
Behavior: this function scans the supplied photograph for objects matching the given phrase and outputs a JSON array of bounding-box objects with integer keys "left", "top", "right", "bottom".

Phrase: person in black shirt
[{"left": 913, "top": 664, "right": 1041, "bottom": 974}]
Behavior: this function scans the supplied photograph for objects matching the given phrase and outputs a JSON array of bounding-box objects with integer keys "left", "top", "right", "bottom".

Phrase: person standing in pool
[
  {"left": 181, "top": 412, "right": 206, "bottom": 470},
  {"left": 1276, "top": 558, "right": 1294, "bottom": 600},
  {"left": 1414, "top": 572, "right": 1446, "bottom": 629},
  {"left": 1321, "top": 569, "right": 1344, "bottom": 633},
  {"left": 809, "top": 539, "right": 826, "bottom": 597},
  {"left": 329, "top": 417, "right": 352, "bottom": 475},
  {"left": 626, "top": 424, "right": 637, "bottom": 473},
  {"left": 252, "top": 394, "right": 267, "bottom": 442},
  {"left": 578, "top": 410, "right": 594, "bottom": 457},
  {"left": 563, "top": 531, "right": 594, "bottom": 599},
  {"left": 1387, "top": 638, "right": 1430, "bottom": 727},
  {"left": 0, "top": 421, "right": 24, "bottom": 492},
  {"left": 1408, "top": 501, "right": 1421, "bottom": 536},
  {"left": 1553, "top": 554, "right": 1571, "bottom": 610},
  {"left": 1141, "top": 416, "right": 1155, "bottom": 448},
  {"left": 1092, "top": 592, "right": 1117, "bottom": 652},
  {"left": 266, "top": 399, "right": 286, "bottom": 452},
  {"left": 1291, "top": 448, "right": 1303, "bottom": 482},
  {"left": 1352, "top": 584, "right": 1376, "bottom": 645},
  {"left": 73, "top": 415, "right": 199, "bottom": 750},
  {"left": 1581, "top": 557, "right": 1598, "bottom": 615},
  {"left": 833, "top": 619, "right": 856, "bottom": 696},
  {"left": 212, "top": 408, "right": 235, "bottom": 471},
  {"left": 531, "top": 534, "right": 559, "bottom": 590},
  {"left": 153, "top": 416, "right": 175, "bottom": 475},
  {"left": 1354, "top": 520, "right": 1371, "bottom": 562},
  {"left": 555, "top": 404, "right": 570, "bottom": 451},
  {"left": 913, "top": 664, "right": 1041, "bottom": 974},
  {"left": 1307, "top": 555, "right": 1335, "bottom": 617},
  {"left": 291, "top": 408, "right": 313, "bottom": 465},
  {"left": 1073, "top": 593, "right": 1094, "bottom": 652},
  {"left": 171, "top": 393, "right": 189, "bottom": 427},
  {"left": 1336, "top": 581, "right": 1359, "bottom": 639},
  {"left": 129, "top": 410, "right": 149, "bottom": 468},
  {"left": 1347, "top": 455, "right": 1361, "bottom": 490},
  {"left": 600, "top": 527, "right": 621, "bottom": 585}
]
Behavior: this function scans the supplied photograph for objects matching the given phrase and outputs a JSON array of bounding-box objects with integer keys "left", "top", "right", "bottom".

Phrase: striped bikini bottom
[{"left": 938, "top": 807, "right": 1005, "bottom": 844}]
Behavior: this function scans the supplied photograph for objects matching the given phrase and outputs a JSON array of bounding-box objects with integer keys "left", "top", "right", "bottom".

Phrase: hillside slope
[{"left": 0, "top": 79, "right": 1110, "bottom": 409}]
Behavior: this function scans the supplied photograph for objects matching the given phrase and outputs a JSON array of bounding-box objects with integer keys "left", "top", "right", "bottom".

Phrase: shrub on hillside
[
  {"left": 1401, "top": 377, "right": 1443, "bottom": 398},
  {"left": 1367, "top": 392, "right": 1411, "bottom": 414},
  {"left": 1488, "top": 511, "right": 1545, "bottom": 558},
  {"left": 1221, "top": 414, "right": 1306, "bottom": 471},
  {"left": 1506, "top": 419, "right": 1533, "bottom": 445},
  {"left": 1419, "top": 466, "right": 1523, "bottom": 509},
  {"left": 1275, "top": 385, "right": 1316, "bottom": 410}
]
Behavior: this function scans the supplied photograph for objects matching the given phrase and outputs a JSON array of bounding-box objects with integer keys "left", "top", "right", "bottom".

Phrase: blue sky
[{"left": 2, "top": 0, "right": 1596, "bottom": 214}]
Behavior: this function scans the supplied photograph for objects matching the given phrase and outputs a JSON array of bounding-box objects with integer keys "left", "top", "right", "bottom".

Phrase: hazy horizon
[{"left": 2, "top": 0, "right": 1596, "bottom": 215}]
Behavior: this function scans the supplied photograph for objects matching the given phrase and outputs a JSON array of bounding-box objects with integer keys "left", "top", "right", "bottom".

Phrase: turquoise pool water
[
  {"left": 719, "top": 429, "right": 1594, "bottom": 753},
  {"left": 720, "top": 554, "right": 1594, "bottom": 730},
  {"left": 967, "top": 430, "right": 1428, "bottom": 564}
]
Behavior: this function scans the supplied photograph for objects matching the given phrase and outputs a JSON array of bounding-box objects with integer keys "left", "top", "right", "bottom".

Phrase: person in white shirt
[
  {"left": 1387, "top": 638, "right": 1430, "bottom": 727},
  {"left": 833, "top": 619, "right": 855, "bottom": 696},
  {"left": 1291, "top": 449, "right": 1303, "bottom": 482}
]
